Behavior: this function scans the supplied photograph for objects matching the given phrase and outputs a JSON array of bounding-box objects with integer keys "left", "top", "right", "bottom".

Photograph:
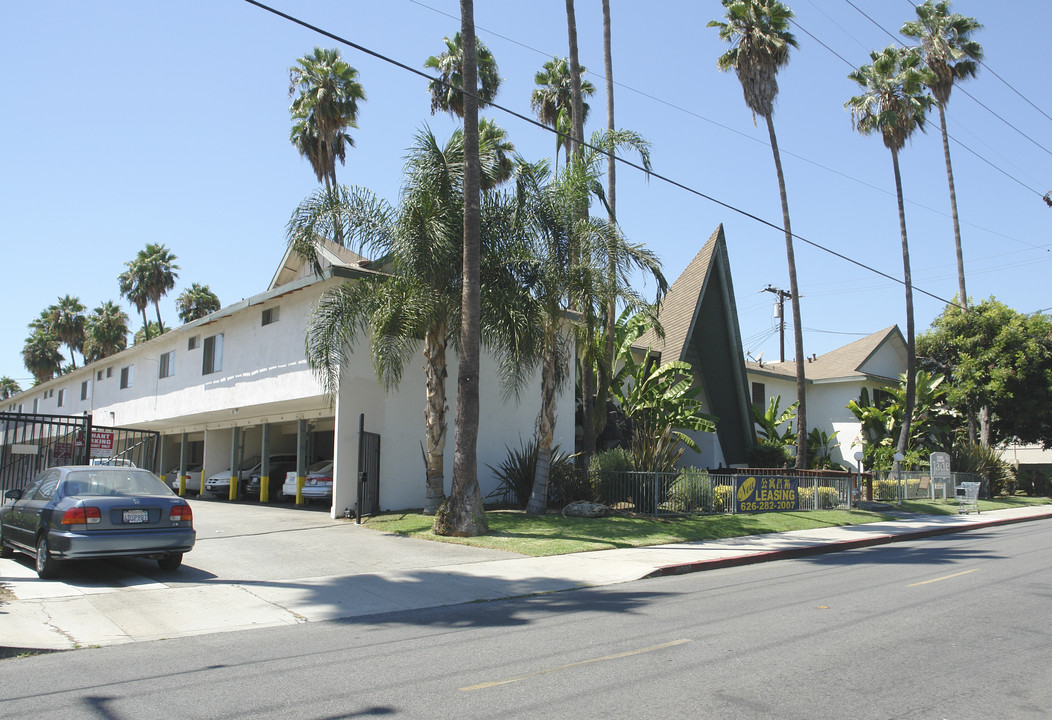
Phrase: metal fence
[
  {"left": 0, "top": 412, "right": 159, "bottom": 495},
  {"left": 588, "top": 470, "right": 858, "bottom": 517},
  {"left": 871, "top": 470, "right": 985, "bottom": 502}
]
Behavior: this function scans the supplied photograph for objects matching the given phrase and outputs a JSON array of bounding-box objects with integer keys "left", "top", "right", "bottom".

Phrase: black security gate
[
  {"left": 0, "top": 412, "right": 160, "bottom": 495},
  {"left": 356, "top": 414, "right": 380, "bottom": 520}
]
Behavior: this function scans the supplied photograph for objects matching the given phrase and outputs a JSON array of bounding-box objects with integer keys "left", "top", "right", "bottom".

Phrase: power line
[{"left": 245, "top": 0, "right": 964, "bottom": 307}]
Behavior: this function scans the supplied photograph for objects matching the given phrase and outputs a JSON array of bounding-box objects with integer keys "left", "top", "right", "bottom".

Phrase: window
[
  {"left": 188, "top": 335, "right": 200, "bottom": 351},
  {"left": 97, "top": 370, "right": 103, "bottom": 381},
  {"left": 202, "top": 334, "right": 223, "bottom": 375},
  {"left": 32, "top": 398, "right": 38, "bottom": 413},
  {"left": 262, "top": 307, "right": 279, "bottom": 326},
  {"left": 159, "top": 350, "right": 176, "bottom": 379},
  {"left": 81, "top": 380, "right": 90, "bottom": 401},
  {"left": 106, "top": 367, "right": 113, "bottom": 379},
  {"left": 120, "top": 366, "right": 134, "bottom": 389},
  {"left": 873, "top": 388, "right": 893, "bottom": 409},
  {"left": 751, "top": 382, "right": 765, "bottom": 411},
  {"left": 57, "top": 389, "right": 65, "bottom": 407}
]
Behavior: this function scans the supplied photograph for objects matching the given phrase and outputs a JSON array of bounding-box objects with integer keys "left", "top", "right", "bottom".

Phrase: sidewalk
[{"left": 2, "top": 504, "right": 1050, "bottom": 654}]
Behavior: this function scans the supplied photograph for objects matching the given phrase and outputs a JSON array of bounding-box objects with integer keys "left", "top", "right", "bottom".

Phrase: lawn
[
  {"left": 360, "top": 507, "right": 894, "bottom": 556},
  {"left": 360, "top": 495, "right": 1052, "bottom": 556}
]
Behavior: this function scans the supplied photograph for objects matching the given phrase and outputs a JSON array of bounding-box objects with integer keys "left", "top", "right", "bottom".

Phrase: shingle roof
[{"left": 746, "top": 325, "right": 904, "bottom": 383}]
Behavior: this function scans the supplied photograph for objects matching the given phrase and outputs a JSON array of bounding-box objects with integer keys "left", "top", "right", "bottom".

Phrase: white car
[
  {"left": 167, "top": 465, "right": 204, "bottom": 494},
  {"left": 203, "top": 456, "right": 261, "bottom": 498},
  {"left": 282, "top": 460, "right": 334, "bottom": 502}
]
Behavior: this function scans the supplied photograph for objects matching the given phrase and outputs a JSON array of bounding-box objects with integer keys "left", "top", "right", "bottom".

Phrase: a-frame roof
[
  {"left": 269, "top": 237, "right": 372, "bottom": 290},
  {"left": 639, "top": 224, "right": 754, "bottom": 465}
]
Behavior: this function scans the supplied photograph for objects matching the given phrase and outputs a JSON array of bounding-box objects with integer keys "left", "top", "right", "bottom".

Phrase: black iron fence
[{"left": 0, "top": 412, "right": 159, "bottom": 495}]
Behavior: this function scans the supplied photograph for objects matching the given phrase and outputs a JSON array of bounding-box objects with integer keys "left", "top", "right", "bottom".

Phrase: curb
[{"left": 644, "top": 512, "right": 1049, "bottom": 578}]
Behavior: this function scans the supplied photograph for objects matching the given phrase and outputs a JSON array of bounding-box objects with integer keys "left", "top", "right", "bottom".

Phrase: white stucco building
[{"left": 4, "top": 241, "right": 573, "bottom": 516}]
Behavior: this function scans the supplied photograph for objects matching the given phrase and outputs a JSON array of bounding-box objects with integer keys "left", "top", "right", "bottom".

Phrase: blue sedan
[{"left": 0, "top": 466, "right": 195, "bottom": 579}]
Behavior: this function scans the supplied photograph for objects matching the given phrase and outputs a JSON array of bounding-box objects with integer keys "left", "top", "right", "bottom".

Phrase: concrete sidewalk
[{"left": 2, "top": 504, "right": 1050, "bottom": 653}]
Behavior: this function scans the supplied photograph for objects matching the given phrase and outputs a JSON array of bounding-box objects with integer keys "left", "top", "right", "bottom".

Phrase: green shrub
[
  {"left": 1018, "top": 468, "right": 1052, "bottom": 497},
  {"left": 748, "top": 440, "right": 793, "bottom": 469},
  {"left": 486, "top": 439, "right": 574, "bottom": 509},
  {"left": 798, "top": 485, "right": 840, "bottom": 509},
  {"left": 872, "top": 477, "right": 922, "bottom": 501},
  {"left": 665, "top": 470, "right": 711, "bottom": 513},
  {"left": 589, "top": 448, "right": 636, "bottom": 504}
]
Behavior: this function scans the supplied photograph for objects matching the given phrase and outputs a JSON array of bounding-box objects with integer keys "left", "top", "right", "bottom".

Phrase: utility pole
[{"left": 763, "top": 285, "right": 793, "bottom": 362}]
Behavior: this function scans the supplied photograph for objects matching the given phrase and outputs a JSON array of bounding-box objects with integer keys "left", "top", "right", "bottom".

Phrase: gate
[
  {"left": 0, "top": 412, "right": 160, "bottom": 495},
  {"left": 356, "top": 413, "right": 380, "bottom": 519}
]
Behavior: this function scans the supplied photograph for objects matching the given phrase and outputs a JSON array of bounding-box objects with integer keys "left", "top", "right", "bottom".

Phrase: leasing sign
[{"left": 735, "top": 475, "right": 799, "bottom": 513}]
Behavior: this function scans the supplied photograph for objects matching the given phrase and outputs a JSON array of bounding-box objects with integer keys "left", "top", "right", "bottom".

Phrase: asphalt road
[{"left": 2, "top": 520, "right": 1050, "bottom": 719}]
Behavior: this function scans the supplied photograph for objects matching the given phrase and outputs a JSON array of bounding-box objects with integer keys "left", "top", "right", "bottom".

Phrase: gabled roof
[
  {"left": 638, "top": 225, "right": 755, "bottom": 465},
  {"left": 746, "top": 325, "right": 905, "bottom": 384},
  {"left": 269, "top": 237, "right": 371, "bottom": 290}
]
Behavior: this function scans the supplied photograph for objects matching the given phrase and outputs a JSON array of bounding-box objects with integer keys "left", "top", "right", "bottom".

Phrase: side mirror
[{"left": 4, "top": 488, "right": 23, "bottom": 501}]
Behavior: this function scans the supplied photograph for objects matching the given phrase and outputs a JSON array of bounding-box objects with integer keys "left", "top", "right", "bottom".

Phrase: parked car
[
  {"left": 167, "top": 464, "right": 204, "bottom": 495},
  {"left": 89, "top": 457, "right": 136, "bottom": 468},
  {"left": 203, "top": 455, "right": 261, "bottom": 498},
  {"left": 242, "top": 455, "right": 300, "bottom": 501},
  {"left": 0, "top": 466, "right": 195, "bottom": 579},
  {"left": 282, "top": 460, "right": 334, "bottom": 503}
]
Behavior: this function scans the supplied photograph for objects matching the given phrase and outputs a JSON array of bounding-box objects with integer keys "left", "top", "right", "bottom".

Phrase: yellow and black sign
[{"left": 735, "top": 476, "right": 799, "bottom": 513}]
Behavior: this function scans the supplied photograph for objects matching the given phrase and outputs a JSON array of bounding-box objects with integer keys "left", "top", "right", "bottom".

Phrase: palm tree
[
  {"left": 901, "top": 1, "right": 982, "bottom": 313},
  {"left": 847, "top": 46, "right": 934, "bottom": 457},
  {"left": 289, "top": 47, "right": 366, "bottom": 190},
  {"left": 709, "top": 0, "right": 808, "bottom": 468},
  {"left": 49, "top": 295, "right": 86, "bottom": 369},
  {"left": 137, "top": 243, "right": 179, "bottom": 333},
  {"left": 424, "top": 31, "right": 500, "bottom": 119},
  {"left": 84, "top": 301, "right": 129, "bottom": 363},
  {"left": 118, "top": 261, "right": 151, "bottom": 342},
  {"left": 176, "top": 283, "right": 221, "bottom": 323},
  {"left": 530, "top": 56, "right": 596, "bottom": 169},
  {"left": 0, "top": 376, "right": 21, "bottom": 400},
  {"left": 134, "top": 322, "right": 164, "bottom": 345},
  {"left": 598, "top": 0, "right": 620, "bottom": 451},
  {"left": 291, "top": 127, "right": 515, "bottom": 519},
  {"left": 22, "top": 331, "right": 62, "bottom": 385}
]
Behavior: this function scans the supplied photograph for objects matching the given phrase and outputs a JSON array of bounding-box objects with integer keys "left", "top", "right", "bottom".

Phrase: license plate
[{"left": 123, "top": 509, "right": 149, "bottom": 524}]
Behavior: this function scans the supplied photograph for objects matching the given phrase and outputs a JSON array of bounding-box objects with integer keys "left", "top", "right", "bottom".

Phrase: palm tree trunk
[
  {"left": 141, "top": 308, "right": 150, "bottom": 341},
  {"left": 891, "top": 147, "right": 917, "bottom": 456},
  {"left": 527, "top": 333, "right": 558, "bottom": 515},
  {"left": 938, "top": 102, "right": 968, "bottom": 312},
  {"left": 422, "top": 328, "right": 448, "bottom": 514},
  {"left": 154, "top": 302, "right": 165, "bottom": 334},
  {"left": 437, "top": 0, "right": 488, "bottom": 537},
  {"left": 765, "top": 114, "right": 807, "bottom": 469}
]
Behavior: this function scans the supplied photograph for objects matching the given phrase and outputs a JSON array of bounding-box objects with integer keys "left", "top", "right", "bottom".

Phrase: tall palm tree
[
  {"left": 291, "top": 127, "right": 515, "bottom": 519},
  {"left": 176, "top": 283, "right": 221, "bottom": 323},
  {"left": 49, "top": 295, "right": 86, "bottom": 369},
  {"left": 598, "top": 0, "right": 620, "bottom": 450},
  {"left": 901, "top": 1, "right": 982, "bottom": 312},
  {"left": 118, "top": 260, "right": 151, "bottom": 342},
  {"left": 84, "top": 300, "right": 129, "bottom": 363},
  {"left": 289, "top": 47, "right": 366, "bottom": 190},
  {"left": 22, "top": 331, "right": 62, "bottom": 385},
  {"left": 530, "top": 56, "right": 595, "bottom": 169},
  {"left": 137, "top": 243, "right": 179, "bottom": 333},
  {"left": 847, "top": 46, "right": 934, "bottom": 457},
  {"left": 709, "top": 0, "right": 807, "bottom": 468},
  {"left": 0, "top": 376, "right": 21, "bottom": 400},
  {"left": 424, "top": 31, "right": 500, "bottom": 120}
]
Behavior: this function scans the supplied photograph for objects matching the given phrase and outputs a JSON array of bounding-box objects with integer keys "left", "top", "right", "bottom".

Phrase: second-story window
[
  {"left": 202, "top": 334, "right": 223, "bottom": 375},
  {"left": 159, "top": 350, "right": 176, "bottom": 379},
  {"left": 120, "top": 366, "right": 134, "bottom": 389}
]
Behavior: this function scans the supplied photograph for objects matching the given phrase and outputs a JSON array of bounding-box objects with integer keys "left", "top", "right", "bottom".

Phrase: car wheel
[
  {"left": 157, "top": 553, "right": 183, "bottom": 571},
  {"left": 35, "top": 535, "right": 61, "bottom": 579}
]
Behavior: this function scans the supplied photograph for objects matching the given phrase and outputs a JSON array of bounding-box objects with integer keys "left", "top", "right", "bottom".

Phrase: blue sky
[{"left": 2, "top": 0, "right": 1049, "bottom": 387}]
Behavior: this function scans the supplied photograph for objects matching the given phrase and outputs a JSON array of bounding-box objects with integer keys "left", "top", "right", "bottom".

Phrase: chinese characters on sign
[{"left": 735, "top": 475, "right": 799, "bottom": 512}]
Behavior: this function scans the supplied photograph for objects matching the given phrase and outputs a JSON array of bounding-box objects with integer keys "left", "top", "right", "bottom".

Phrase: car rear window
[{"left": 63, "top": 469, "right": 173, "bottom": 497}]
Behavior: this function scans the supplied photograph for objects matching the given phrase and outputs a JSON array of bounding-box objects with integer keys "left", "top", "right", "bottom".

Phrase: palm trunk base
[{"left": 432, "top": 488, "right": 488, "bottom": 536}]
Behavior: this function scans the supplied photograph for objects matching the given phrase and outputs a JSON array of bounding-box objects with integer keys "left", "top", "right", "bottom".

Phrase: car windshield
[
  {"left": 62, "top": 469, "right": 172, "bottom": 497},
  {"left": 308, "top": 462, "right": 333, "bottom": 476}
]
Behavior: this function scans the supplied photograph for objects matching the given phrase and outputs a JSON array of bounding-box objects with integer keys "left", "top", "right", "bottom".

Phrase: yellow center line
[
  {"left": 460, "top": 639, "right": 691, "bottom": 692},
  {"left": 908, "top": 569, "right": 978, "bottom": 587}
]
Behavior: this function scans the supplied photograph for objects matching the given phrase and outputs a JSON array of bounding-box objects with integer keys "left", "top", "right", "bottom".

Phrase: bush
[
  {"left": 589, "top": 448, "right": 636, "bottom": 505},
  {"left": 712, "top": 484, "right": 735, "bottom": 513},
  {"left": 798, "top": 485, "right": 840, "bottom": 509},
  {"left": 665, "top": 469, "right": 711, "bottom": 513},
  {"left": 748, "top": 440, "right": 793, "bottom": 469},
  {"left": 486, "top": 439, "right": 574, "bottom": 509},
  {"left": 1018, "top": 468, "right": 1052, "bottom": 497}
]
